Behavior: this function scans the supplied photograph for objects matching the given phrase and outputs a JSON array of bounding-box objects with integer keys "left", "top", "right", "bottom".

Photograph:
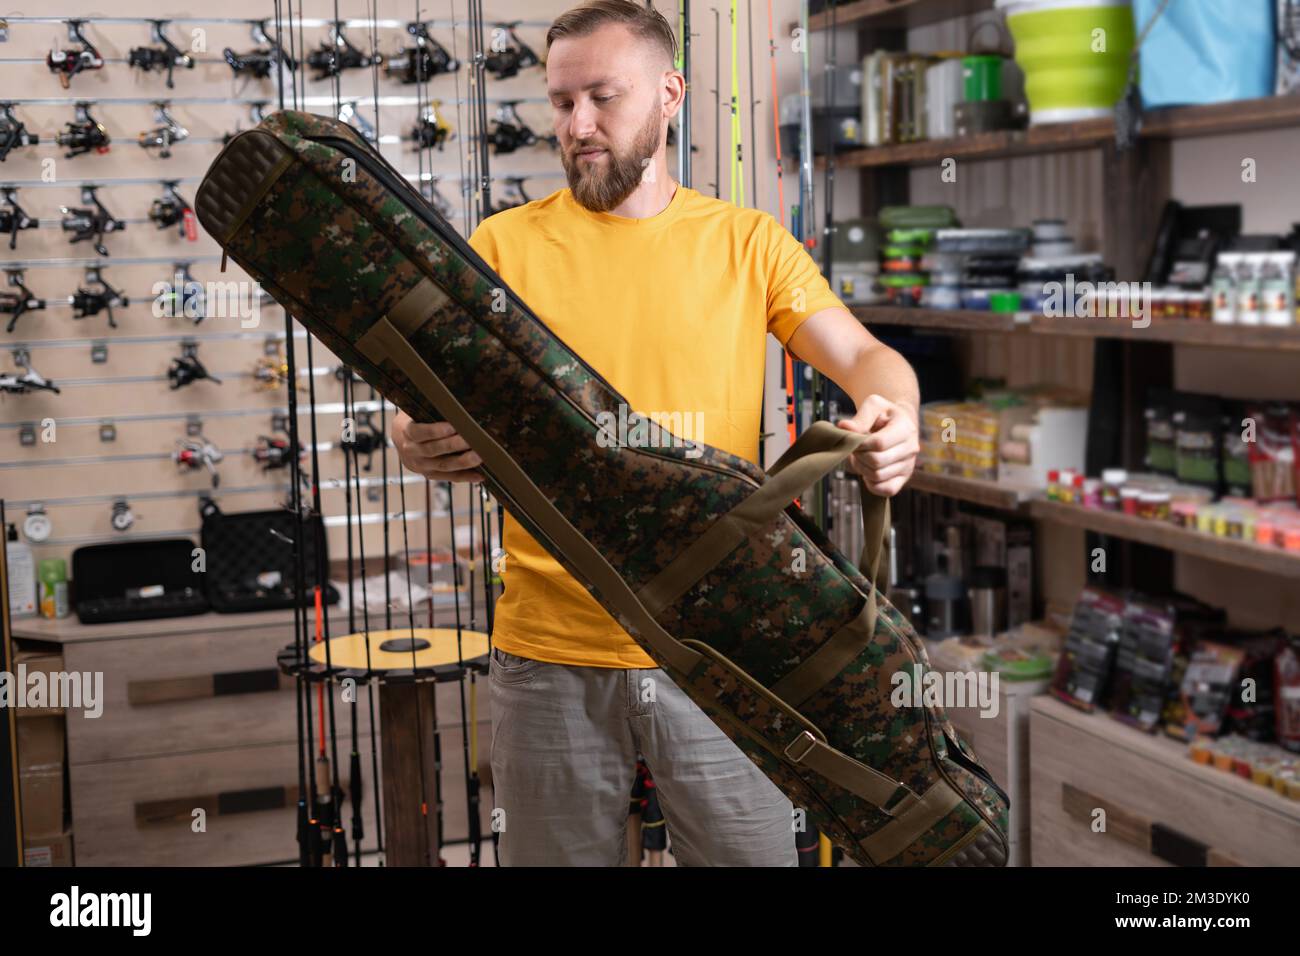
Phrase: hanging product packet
[
  {"left": 1164, "top": 641, "right": 1246, "bottom": 742},
  {"left": 1277, "top": 638, "right": 1300, "bottom": 753},
  {"left": 1172, "top": 393, "right": 1222, "bottom": 495},
  {"left": 1144, "top": 388, "right": 1177, "bottom": 476},
  {"left": 1109, "top": 597, "right": 1178, "bottom": 732},
  {"left": 1248, "top": 402, "right": 1297, "bottom": 503},
  {"left": 1220, "top": 401, "right": 1254, "bottom": 499},
  {"left": 1051, "top": 587, "right": 1124, "bottom": 713}
]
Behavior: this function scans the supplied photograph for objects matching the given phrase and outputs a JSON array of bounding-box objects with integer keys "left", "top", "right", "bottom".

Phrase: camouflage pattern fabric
[{"left": 196, "top": 111, "right": 1010, "bottom": 866}]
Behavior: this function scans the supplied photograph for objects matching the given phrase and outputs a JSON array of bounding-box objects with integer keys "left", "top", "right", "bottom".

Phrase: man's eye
[{"left": 595, "top": 96, "right": 614, "bottom": 103}]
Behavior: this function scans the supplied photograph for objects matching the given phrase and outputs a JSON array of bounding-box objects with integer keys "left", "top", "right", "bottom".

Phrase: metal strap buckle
[{"left": 784, "top": 730, "right": 817, "bottom": 763}]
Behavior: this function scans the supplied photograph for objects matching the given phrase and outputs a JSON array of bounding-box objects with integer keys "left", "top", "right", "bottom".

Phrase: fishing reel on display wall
[
  {"left": 148, "top": 181, "right": 198, "bottom": 240},
  {"left": 60, "top": 185, "right": 125, "bottom": 257},
  {"left": 341, "top": 408, "right": 385, "bottom": 473},
  {"left": 168, "top": 342, "right": 221, "bottom": 389},
  {"left": 2, "top": 269, "right": 46, "bottom": 334},
  {"left": 0, "top": 103, "right": 41, "bottom": 162},
  {"left": 173, "top": 432, "right": 223, "bottom": 488},
  {"left": 408, "top": 103, "right": 453, "bottom": 151},
  {"left": 1, "top": 188, "right": 39, "bottom": 251},
  {"left": 490, "top": 177, "right": 531, "bottom": 216},
  {"left": 156, "top": 262, "right": 207, "bottom": 324},
  {"left": 487, "top": 101, "right": 556, "bottom": 155},
  {"left": 56, "top": 102, "right": 110, "bottom": 158},
  {"left": 46, "top": 19, "right": 104, "bottom": 89},
  {"left": 384, "top": 21, "right": 459, "bottom": 83},
  {"left": 0, "top": 350, "right": 59, "bottom": 395},
  {"left": 483, "top": 23, "right": 539, "bottom": 80},
  {"left": 138, "top": 102, "right": 189, "bottom": 158},
  {"left": 253, "top": 432, "right": 305, "bottom": 472},
  {"left": 128, "top": 20, "right": 195, "bottom": 89},
  {"left": 70, "top": 267, "right": 128, "bottom": 329},
  {"left": 251, "top": 342, "right": 302, "bottom": 392},
  {"left": 307, "top": 22, "right": 381, "bottom": 81},
  {"left": 223, "top": 20, "right": 298, "bottom": 81},
  {"left": 337, "top": 101, "right": 377, "bottom": 144}
]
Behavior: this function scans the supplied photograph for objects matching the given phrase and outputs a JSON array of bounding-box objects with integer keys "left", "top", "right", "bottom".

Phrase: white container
[
  {"left": 924, "top": 57, "right": 964, "bottom": 141},
  {"left": 6, "top": 523, "right": 36, "bottom": 619},
  {"left": 1032, "top": 219, "right": 1068, "bottom": 240},
  {"left": 862, "top": 51, "right": 887, "bottom": 146},
  {"left": 1234, "top": 253, "right": 1264, "bottom": 325},
  {"left": 1262, "top": 251, "right": 1296, "bottom": 327},
  {"left": 1211, "top": 252, "right": 1238, "bottom": 324},
  {"left": 1000, "top": 407, "right": 1090, "bottom": 490},
  {"left": 1031, "top": 239, "right": 1077, "bottom": 257}
]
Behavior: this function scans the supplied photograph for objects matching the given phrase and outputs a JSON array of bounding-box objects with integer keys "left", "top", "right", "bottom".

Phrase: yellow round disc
[{"left": 308, "top": 628, "right": 490, "bottom": 672}]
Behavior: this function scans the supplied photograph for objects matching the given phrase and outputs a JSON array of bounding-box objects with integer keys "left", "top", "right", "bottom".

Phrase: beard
[{"left": 561, "top": 104, "right": 664, "bottom": 213}]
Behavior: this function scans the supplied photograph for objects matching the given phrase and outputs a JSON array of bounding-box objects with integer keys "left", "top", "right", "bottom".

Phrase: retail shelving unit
[
  {"left": 815, "top": 0, "right": 1300, "bottom": 868},
  {"left": 814, "top": 0, "right": 1300, "bottom": 577}
]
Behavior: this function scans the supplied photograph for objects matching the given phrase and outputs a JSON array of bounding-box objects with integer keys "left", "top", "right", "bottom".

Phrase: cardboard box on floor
[
  {"left": 24, "top": 829, "right": 73, "bottom": 867},
  {"left": 17, "top": 714, "right": 63, "bottom": 769},
  {"left": 17, "top": 713, "right": 66, "bottom": 839},
  {"left": 20, "top": 767, "right": 63, "bottom": 837},
  {"left": 13, "top": 647, "right": 67, "bottom": 718}
]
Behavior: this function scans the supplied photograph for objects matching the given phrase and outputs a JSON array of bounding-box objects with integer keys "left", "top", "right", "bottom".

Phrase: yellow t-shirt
[{"left": 467, "top": 183, "right": 844, "bottom": 668}]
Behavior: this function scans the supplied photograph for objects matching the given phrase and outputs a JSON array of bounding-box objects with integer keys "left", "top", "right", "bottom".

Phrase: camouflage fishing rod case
[{"left": 195, "top": 111, "right": 1010, "bottom": 866}]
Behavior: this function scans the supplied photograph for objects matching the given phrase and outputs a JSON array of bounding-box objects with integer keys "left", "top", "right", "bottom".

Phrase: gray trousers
[{"left": 488, "top": 647, "right": 798, "bottom": 866}]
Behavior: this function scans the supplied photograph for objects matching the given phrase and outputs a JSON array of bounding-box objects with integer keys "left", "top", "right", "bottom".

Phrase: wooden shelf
[
  {"left": 908, "top": 470, "right": 1032, "bottom": 510},
  {"left": 1028, "top": 499, "right": 1300, "bottom": 579},
  {"left": 1025, "top": 314, "right": 1300, "bottom": 349},
  {"left": 852, "top": 304, "right": 1019, "bottom": 332},
  {"left": 809, "top": 0, "right": 995, "bottom": 31},
  {"left": 900, "top": 482, "right": 1300, "bottom": 577},
  {"left": 852, "top": 306, "right": 1300, "bottom": 351},
  {"left": 818, "top": 96, "right": 1300, "bottom": 169}
]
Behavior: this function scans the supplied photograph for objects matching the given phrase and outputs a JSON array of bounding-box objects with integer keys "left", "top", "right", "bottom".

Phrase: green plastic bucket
[{"left": 997, "top": 0, "right": 1136, "bottom": 124}]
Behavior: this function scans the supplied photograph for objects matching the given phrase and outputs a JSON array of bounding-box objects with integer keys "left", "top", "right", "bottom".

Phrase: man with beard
[{"left": 391, "top": 0, "right": 921, "bottom": 866}]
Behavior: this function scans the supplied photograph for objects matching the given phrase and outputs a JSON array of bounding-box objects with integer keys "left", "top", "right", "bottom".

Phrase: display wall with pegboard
[
  {"left": 0, "top": 3, "right": 570, "bottom": 594},
  {"left": 1, "top": 1, "right": 814, "bottom": 601}
]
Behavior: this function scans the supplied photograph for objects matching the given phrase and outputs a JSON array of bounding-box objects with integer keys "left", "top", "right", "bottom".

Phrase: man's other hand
[{"left": 392, "top": 410, "right": 485, "bottom": 483}]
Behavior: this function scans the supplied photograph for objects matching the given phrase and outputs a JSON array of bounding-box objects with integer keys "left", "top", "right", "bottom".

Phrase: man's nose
[{"left": 567, "top": 99, "right": 599, "bottom": 142}]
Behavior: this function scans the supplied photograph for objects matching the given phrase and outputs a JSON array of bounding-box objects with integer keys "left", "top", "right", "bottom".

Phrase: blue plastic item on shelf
[{"left": 1133, "top": 0, "right": 1276, "bottom": 107}]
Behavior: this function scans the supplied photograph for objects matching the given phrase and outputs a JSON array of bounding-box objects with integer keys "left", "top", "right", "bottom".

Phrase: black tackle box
[
  {"left": 199, "top": 502, "right": 340, "bottom": 613},
  {"left": 71, "top": 538, "right": 210, "bottom": 624}
]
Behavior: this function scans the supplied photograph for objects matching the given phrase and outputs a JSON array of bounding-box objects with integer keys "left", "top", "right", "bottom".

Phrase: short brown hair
[{"left": 546, "top": 0, "right": 678, "bottom": 69}]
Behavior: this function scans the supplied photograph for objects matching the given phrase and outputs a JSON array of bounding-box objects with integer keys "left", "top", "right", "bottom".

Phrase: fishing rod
[
  {"left": 712, "top": 8, "right": 720, "bottom": 198},
  {"left": 268, "top": 0, "right": 314, "bottom": 869},
  {"left": 797, "top": 0, "right": 815, "bottom": 250},
  {"left": 293, "top": 0, "right": 348, "bottom": 871},
  {"left": 471, "top": 484, "right": 496, "bottom": 864},
  {"left": 728, "top": 0, "right": 744, "bottom": 207},
  {"left": 285, "top": 0, "right": 324, "bottom": 865},
  {"left": 816, "top": 0, "right": 842, "bottom": 531},
  {"left": 401, "top": 0, "right": 489, "bottom": 865},
  {"left": 766, "top": 0, "right": 795, "bottom": 449},
  {"left": 343, "top": 371, "right": 386, "bottom": 864},
  {"left": 675, "top": 1, "right": 692, "bottom": 188},
  {"left": 791, "top": 0, "right": 817, "bottom": 519},
  {"left": 747, "top": 0, "right": 758, "bottom": 211},
  {"left": 470, "top": 0, "right": 493, "bottom": 224},
  {"left": 339, "top": 364, "right": 366, "bottom": 866},
  {"left": 410, "top": 0, "right": 453, "bottom": 863},
  {"left": 748, "top": 0, "right": 765, "bottom": 461},
  {"left": 450, "top": 1, "right": 472, "bottom": 229}
]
